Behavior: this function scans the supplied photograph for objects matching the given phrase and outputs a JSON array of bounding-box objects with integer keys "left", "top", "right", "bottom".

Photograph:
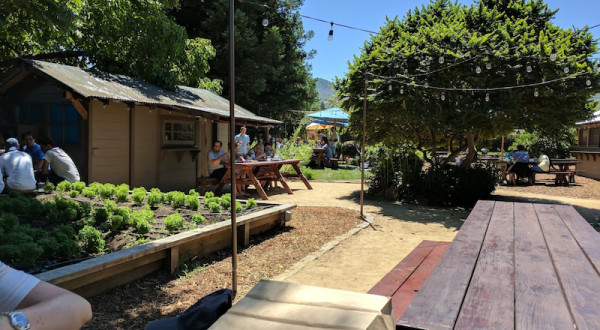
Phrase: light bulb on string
[
  {"left": 485, "top": 93, "right": 490, "bottom": 102},
  {"left": 388, "top": 84, "right": 392, "bottom": 91},
  {"left": 262, "top": 11, "right": 269, "bottom": 27},
  {"left": 440, "top": 91, "right": 445, "bottom": 100},
  {"left": 424, "top": 79, "right": 429, "bottom": 88},
  {"left": 534, "top": 88, "right": 539, "bottom": 97},
  {"left": 476, "top": 65, "right": 481, "bottom": 74},
  {"left": 486, "top": 62, "right": 492, "bottom": 70},
  {"left": 439, "top": 53, "right": 444, "bottom": 64},
  {"left": 526, "top": 62, "right": 532, "bottom": 73},
  {"left": 400, "top": 86, "right": 404, "bottom": 94},
  {"left": 564, "top": 65, "right": 569, "bottom": 74},
  {"left": 328, "top": 22, "right": 334, "bottom": 42},
  {"left": 550, "top": 48, "right": 557, "bottom": 62},
  {"left": 586, "top": 77, "right": 592, "bottom": 86}
]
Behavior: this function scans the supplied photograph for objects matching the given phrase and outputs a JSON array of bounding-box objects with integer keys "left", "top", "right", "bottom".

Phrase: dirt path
[{"left": 258, "top": 181, "right": 600, "bottom": 293}]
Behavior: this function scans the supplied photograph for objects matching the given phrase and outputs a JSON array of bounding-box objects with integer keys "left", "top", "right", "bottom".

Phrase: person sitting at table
[
  {"left": 508, "top": 144, "right": 532, "bottom": 184},
  {"left": 264, "top": 143, "right": 275, "bottom": 158},
  {"left": 20, "top": 132, "right": 45, "bottom": 171},
  {"left": 321, "top": 136, "right": 333, "bottom": 168},
  {"left": 529, "top": 150, "right": 550, "bottom": 183},
  {"left": 249, "top": 143, "right": 267, "bottom": 161},
  {"left": 208, "top": 141, "right": 228, "bottom": 180},
  {"left": 36, "top": 137, "right": 80, "bottom": 184},
  {"left": 0, "top": 138, "right": 37, "bottom": 194}
]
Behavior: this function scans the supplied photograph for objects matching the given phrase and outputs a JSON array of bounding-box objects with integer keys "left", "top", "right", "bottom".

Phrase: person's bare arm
[
  {"left": 40, "top": 159, "right": 50, "bottom": 175},
  {"left": 1, "top": 281, "right": 93, "bottom": 330},
  {"left": 33, "top": 159, "right": 43, "bottom": 171},
  {"left": 209, "top": 153, "right": 227, "bottom": 166}
]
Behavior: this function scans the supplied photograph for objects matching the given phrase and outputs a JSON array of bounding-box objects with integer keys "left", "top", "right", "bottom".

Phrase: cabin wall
[
  {"left": 132, "top": 105, "right": 158, "bottom": 188},
  {"left": 576, "top": 157, "right": 600, "bottom": 180}
]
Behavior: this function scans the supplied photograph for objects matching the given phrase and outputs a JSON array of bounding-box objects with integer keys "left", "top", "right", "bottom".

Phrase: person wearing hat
[
  {"left": 0, "top": 138, "right": 37, "bottom": 194},
  {"left": 37, "top": 137, "right": 80, "bottom": 184}
]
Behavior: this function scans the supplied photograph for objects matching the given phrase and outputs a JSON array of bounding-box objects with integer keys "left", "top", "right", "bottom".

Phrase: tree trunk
[
  {"left": 460, "top": 130, "right": 476, "bottom": 169},
  {"left": 428, "top": 128, "right": 437, "bottom": 164}
]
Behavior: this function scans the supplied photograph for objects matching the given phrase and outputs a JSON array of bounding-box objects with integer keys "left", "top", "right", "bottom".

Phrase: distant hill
[{"left": 316, "top": 78, "right": 336, "bottom": 103}]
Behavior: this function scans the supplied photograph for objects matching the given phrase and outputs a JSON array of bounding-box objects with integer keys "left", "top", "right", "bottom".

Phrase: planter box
[{"left": 36, "top": 203, "right": 296, "bottom": 298}]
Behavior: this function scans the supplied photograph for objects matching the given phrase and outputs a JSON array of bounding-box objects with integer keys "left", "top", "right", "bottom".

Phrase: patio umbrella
[
  {"left": 306, "top": 122, "right": 334, "bottom": 130},
  {"left": 307, "top": 107, "right": 350, "bottom": 126}
]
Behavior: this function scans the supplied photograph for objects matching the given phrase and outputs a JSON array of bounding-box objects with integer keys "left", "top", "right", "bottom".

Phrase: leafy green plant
[
  {"left": 18, "top": 242, "right": 44, "bottom": 267},
  {"left": 103, "top": 200, "right": 117, "bottom": 214},
  {"left": 246, "top": 198, "right": 257, "bottom": 209},
  {"left": 220, "top": 194, "right": 231, "bottom": 209},
  {"left": 147, "top": 191, "right": 164, "bottom": 207},
  {"left": 110, "top": 215, "right": 125, "bottom": 230},
  {"left": 77, "top": 202, "right": 93, "bottom": 218},
  {"left": 56, "top": 180, "right": 72, "bottom": 194},
  {"left": 186, "top": 195, "right": 200, "bottom": 210},
  {"left": 208, "top": 202, "right": 221, "bottom": 213},
  {"left": 0, "top": 213, "right": 19, "bottom": 233},
  {"left": 204, "top": 191, "right": 214, "bottom": 199},
  {"left": 132, "top": 187, "right": 147, "bottom": 205},
  {"left": 89, "top": 182, "right": 103, "bottom": 194},
  {"left": 115, "top": 207, "right": 132, "bottom": 225},
  {"left": 115, "top": 189, "right": 129, "bottom": 202},
  {"left": 57, "top": 240, "right": 81, "bottom": 259},
  {"left": 228, "top": 201, "right": 243, "bottom": 213},
  {"left": 43, "top": 182, "right": 55, "bottom": 193},
  {"left": 164, "top": 213, "right": 185, "bottom": 232},
  {"left": 94, "top": 208, "right": 110, "bottom": 224},
  {"left": 171, "top": 192, "right": 186, "bottom": 209},
  {"left": 204, "top": 197, "right": 220, "bottom": 207},
  {"left": 81, "top": 187, "right": 96, "bottom": 198},
  {"left": 191, "top": 214, "right": 206, "bottom": 225},
  {"left": 27, "top": 199, "right": 45, "bottom": 218},
  {"left": 72, "top": 181, "right": 86, "bottom": 192},
  {"left": 165, "top": 191, "right": 176, "bottom": 203},
  {"left": 79, "top": 225, "right": 105, "bottom": 253},
  {"left": 99, "top": 183, "right": 116, "bottom": 199},
  {"left": 188, "top": 189, "right": 199, "bottom": 197},
  {"left": 69, "top": 190, "right": 80, "bottom": 198}
]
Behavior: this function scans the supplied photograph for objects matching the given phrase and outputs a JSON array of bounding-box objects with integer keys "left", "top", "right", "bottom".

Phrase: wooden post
[
  {"left": 361, "top": 73, "right": 367, "bottom": 218},
  {"left": 264, "top": 126, "right": 270, "bottom": 144},
  {"left": 500, "top": 135, "right": 505, "bottom": 159}
]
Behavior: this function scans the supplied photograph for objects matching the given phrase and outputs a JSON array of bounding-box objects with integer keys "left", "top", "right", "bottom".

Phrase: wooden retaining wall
[{"left": 36, "top": 204, "right": 296, "bottom": 298}]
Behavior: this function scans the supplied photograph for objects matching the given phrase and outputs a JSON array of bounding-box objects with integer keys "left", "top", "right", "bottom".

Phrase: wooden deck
[{"left": 397, "top": 201, "right": 600, "bottom": 330}]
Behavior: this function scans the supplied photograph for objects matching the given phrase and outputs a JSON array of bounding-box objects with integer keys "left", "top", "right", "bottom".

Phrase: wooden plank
[
  {"left": 70, "top": 98, "right": 88, "bottom": 120},
  {"left": 554, "top": 205, "right": 600, "bottom": 276},
  {"left": 169, "top": 246, "right": 179, "bottom": 274},
  {"left": 534, "top": 204, "right": 600, "bottom": 330},
  {"left": 368, "top": 240, "right": 439, "bottom": 297},
  {"left": 397, "top": 200, "right": 495, "bottom": 330},
  {"left": 455, "top": 202, "right": 515, "bottom": 329},
  {"left": 513, "top": 203, "right": 574, "bottom": 330},
  {"left": 391, "top": 242, "right": 449, "bottom": 323}
]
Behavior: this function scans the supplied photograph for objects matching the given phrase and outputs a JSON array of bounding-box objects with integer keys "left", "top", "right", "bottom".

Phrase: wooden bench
[
  {"left": 327, "top": 158, "right": 339, "bottom": 169},
  {"left": 552, "top": 171, "right": 572, "bottom": 185},
  {"left": 196, "top": 177, "right": 220, "bottom": 195},
  {"left": 368, "top": 240, "right": 449, "bottom": 323}
]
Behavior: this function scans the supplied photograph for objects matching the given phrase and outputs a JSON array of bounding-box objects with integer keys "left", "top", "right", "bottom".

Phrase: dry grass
[
  {"left": 84, "top": 206, "right": 363, "bottom": 330},
  {"left": 496, "top": 173, "right": 600, "bottom": 200}
]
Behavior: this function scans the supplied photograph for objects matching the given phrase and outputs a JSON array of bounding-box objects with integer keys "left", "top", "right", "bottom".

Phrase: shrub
[
  {"left": 19, "top": 242, "right": 44, "bottom": 267},
  {"left": 69, "top": 190, "right": 80, "bottom": 198},
  {"left": 228, "top": 201, "right": 243, "bottom": 213},
  {"left": 72, "top": 181, "right": 86, "bottom": 192},
  {"left": 94, "top": 208, "right": 110, "bottom": 224},
  {"left": 188, "top": 189, "right": 199, "bottom": 197},
  {"left": 204, "top": 191, "right": 215, "bottom": 199},
  {"left": 110, "top": 215, "right": 125, "bottom": 230},
  {"left": 136, "top": 220, "right": 152, "bottom": 234},
  {"left": 191, "top": 214, "right": 206, "bottom": 225},
  {"left": 147, "top": 191, "right": 164, "bottom": 207},
  {"left": 77, "top": 202, "right": 93, "bottom": 218},
  {"left": 115, "top": 207, "right": 132, "bottom": 225},
  {"left": 246, "top": 198, "right": 257, "bottom": 209},
  {"left": 81, "top": 187, "right": 96, "bottom": 198},
  {"left": 99, "top": 183, "right": 116, "bottom": 199},
  {"left": 62, "top": 208, "right": 78, "bottom": 223},
  {"left": 79, "top": 226, "right": 105, "bottom": 253},
  {"left": 43, "top": 182, "right": 55, "bottom": 193},
  {"left": 38, "top": 238, "right": 60, "bottom": 258},
  {"left": 27, "top": 199, "right": 45, "bottom": 218},
  {"left": 164, "top": 213, "right": 185, "bottom": 232},
  {"left": 0, "top": 245, "right": 20, "bottom": 264},
  {"left": 103, "top": 200, "right": 117, "bottom": 214},
  {"left": 132, "top": 187, "right": 147, "bottom": 205},
  {"left": 57, "top": 240, "right": 81, "bottom": 259},
  {"left": 56, "top": 180, "right": 72, "bottom": 194},
  {"left": 208, "top": 202, "right": 221, "bottom": 213},
  {"left": 117, "top": 183, "right": 130, "bottom": 192},
  {"left": 165, "top": 191, "right": 176, "bottom": 203},
  {"left": 19, "top": 225, "right": 46, "bottom": 241},
  {"left": 204, "top": 197, "right": 220, "bottom": 207},
  {"left": 116, "top": 189, "right": 129, "bottom": 203},
  {"left": 52, "top": 225, "right": 76, "bottom": 239},
  {"left": 131, "top": 209, "right": 154, "bottom": 226},
  {"left": 421, "top": 164, "right": 496, "bottom": 207},
  {"left": 186, "top": 195, "right": 200, "bottom": 210},
  {"left": 220, "top": 194, "right": 231, "bottom": 209},
  {"left": 89, "top": 182, "right": 103, "bottom": 194},
  {"left": 170, "top": 192, "right": 186, "bottom": 209},
  {"left": 76, "top": 217, "right": 95, "bottom": 227}
]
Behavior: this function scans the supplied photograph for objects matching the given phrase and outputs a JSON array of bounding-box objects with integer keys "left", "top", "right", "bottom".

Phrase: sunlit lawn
[{"left": 300, "top": 165, "right": 370, "bottom": 182}]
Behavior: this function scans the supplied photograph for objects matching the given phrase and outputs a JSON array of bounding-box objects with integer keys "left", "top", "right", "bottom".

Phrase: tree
[
  {"left": 335, "top": 0, "right": 600, "bottom": 167},
  {"left": 171, "top": 0, "right": 320, "bottom": 120},
  {"left": 0, "top": 0, "right": 220, "bottom": 92}
]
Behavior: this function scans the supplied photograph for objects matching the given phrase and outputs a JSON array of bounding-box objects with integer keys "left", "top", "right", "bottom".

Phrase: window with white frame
[{"left": 163, "top": 120, "right": 195, "bottom": 146}]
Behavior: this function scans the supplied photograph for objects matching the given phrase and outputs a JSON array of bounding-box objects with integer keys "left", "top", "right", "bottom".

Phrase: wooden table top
[
  {"left": 222, "top": 159, "right": 302, "bottom": 167},
  {"left": 398, "top": 201, "right": 600, "bottom": 330}
]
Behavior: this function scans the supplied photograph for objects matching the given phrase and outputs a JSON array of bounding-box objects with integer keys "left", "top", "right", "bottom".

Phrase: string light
[
  {"left": 485, "top": 92, "right": 490, "bottom": 102},
  {"left": 486, "top": 62, "right": 492, "bottom": 70},
  {"left": 526, "top": 62, "right": 532, "bottom": 73},
  {"left": 439, "top": 53, "right": 444, "bottom": 64},
  {"left": 550, "top": 48, "right": 557, "bottom": 62},
  {"left": 476, "top": 65, "right": 482, "bottom": 74},
  {"left": 388, "top": 84, "right": 392, "bottom": 91},
  {"left": 424, "top": 79, "right": 429, "bottom": 88},
  {"left": 586, "top": 77, "right": 592, "bottom": 86},
  {"left": 440, "top": 91, "right": 445, "bottom": 100},
  {"left": 262, "top": 10, "right": 269, "bottom": 27},
  {"left": 534, "top": 88, "right": 539, "bottom": 97},
  {"left": 400, "top": 86, "right": 404, "bottom": 94},
  {"left": 564, "top": 65, "right": 569, "bottom": 74},
  {"left": 328, "top": 22, "right": 334, "bottom": 42}
]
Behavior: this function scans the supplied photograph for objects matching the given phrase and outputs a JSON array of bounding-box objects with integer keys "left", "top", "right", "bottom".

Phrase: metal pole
[
  {"left": 229, "top": 0, "right": 238, "bottom": 294},
  {"left": 360, "top": 73, "right": 367, "bottom": 218}
]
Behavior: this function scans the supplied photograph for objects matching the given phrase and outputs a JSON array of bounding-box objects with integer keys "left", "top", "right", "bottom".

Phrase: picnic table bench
[{"left": 372, "top": 201, "right": 600, "bottom": 329}]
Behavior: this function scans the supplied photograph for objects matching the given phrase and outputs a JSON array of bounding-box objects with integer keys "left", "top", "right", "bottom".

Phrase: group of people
[
  {"left": 207, "top": 127, "right": 279, "bottom": 197},
  {"left": 507, "top": 145, "right": 550, "bottom": 184},
  {"left": 0, "top": 131, "right": 80, "bottom": 194}
]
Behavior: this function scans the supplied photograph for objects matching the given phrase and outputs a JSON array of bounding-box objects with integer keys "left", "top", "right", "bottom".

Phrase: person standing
[
  {"left": 331, "top": 127, "right": 340, "bottom": 156},
  {"left": 37, "top": 137, "right": 80, "bottom": 184},
  {"left": 234, "top": 126, "right": 250, "bottom": 156},
  {"left": 208, "top": 141, "right": 228, "bottom": 180},
  {"left": 20, "top": 132, "right": 45, "bottom": 171},
  {"left": 0, "top": 138, "right": 36, "bottom": 194}
]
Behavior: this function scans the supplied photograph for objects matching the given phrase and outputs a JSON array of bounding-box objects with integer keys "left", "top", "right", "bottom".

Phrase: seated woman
[
  {"left": 321, "top": 137, "right": 333, "bottom": 167},
  {"left": 531, "top": 150, "right": 550, "bottom": 173},
  {"left": 250, "top": 144, "right": 269, "bottom": 187}
]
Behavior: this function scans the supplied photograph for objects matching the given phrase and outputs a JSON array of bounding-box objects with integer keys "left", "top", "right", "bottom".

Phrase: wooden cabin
[
  {"left": 0, "top": 60, "right": 280, "bottom": 191},
  {"left": 573, "top": 110, "right": 600, "bottom": 180}
]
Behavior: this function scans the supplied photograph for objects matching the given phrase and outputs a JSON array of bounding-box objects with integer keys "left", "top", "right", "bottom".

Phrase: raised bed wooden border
[{"left": 35, "top": 204, "right": 296, "bottom": 298}]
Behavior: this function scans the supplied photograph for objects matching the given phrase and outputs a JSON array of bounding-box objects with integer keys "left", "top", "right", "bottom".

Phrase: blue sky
[{"left": 300, "top": 0, "right": 600, "bottom": 82}]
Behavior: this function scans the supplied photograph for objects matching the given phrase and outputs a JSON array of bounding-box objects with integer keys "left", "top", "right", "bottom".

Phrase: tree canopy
[
  {"left": 335, "top": 0, "right": 600, "bottom": 165},
  {"left": 171, "top": 0, "right": 320, "bottom": 124},
  {"left": 0, "top": 0, "right": 220, "bottom": 92}
]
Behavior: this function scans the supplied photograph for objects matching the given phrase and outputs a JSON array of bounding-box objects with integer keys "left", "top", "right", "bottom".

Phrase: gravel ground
[
  {"left": 83, "top": 206, "right": 363, "bottom": 330},
  {"left": 496, "top": 173, "right": 600, "bottom": 200}
]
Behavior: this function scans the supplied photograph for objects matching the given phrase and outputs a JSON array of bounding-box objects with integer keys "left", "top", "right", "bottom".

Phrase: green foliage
[
  {"left": 335, "top": 0, "right": 600, "bottom": 165},
  {"left": 103, "top": 200, "right": 117, "bottom": 214},
  {"left": 0, "top": 245, "right": 20, "bottom": 264},
  {"left": 513, "top": 129, "right": 576, "bottom": 158},
  {"left": 0, "top": 213, "right": 19, "bottom": 233},
  {"left": 208, "top": 202, "right": 221, "bottom": 213},
  {"left": 81, "top": 187, "right": 96, "bottom": 198},
  {"left": 57, "top": 240, "right": 82, "bottom": 259},
  {"left": 188, "top": 189, "right": 199, "bottom": 197},
  {"left": 147, "top": 190, "right": 164, "bottom": 207},
  {"left": 186, "top": 195, "right": 200, "bottom": 210},
  {"left": 19, "top": 242, "right": 44, "bottom": 267},
  {"left": 203, "top": 197, "right": 220, "bottom": 207},
  {"left": 110, "top": 215, "right": 124, "bottom": 230},
  {"left": 245, "top": 198, "right": 257, "bottom": 209},
  {"left": 204, "top": 191, "right": 214, "bottom": 199},
  {"left": 191, "top": 214, "right": 206, "bottom": 225},
  {"left": 72, "top": 181, "right": 86, "bottom": 192},
  {"left": 99, "top": 184, "right": 116, "bottom": 199},
  {"left": 89, "top": 182, "right": 103, "bottom": 194},
  {"left": 132, "top": 209, "right": 154, "bottom": 234},
  {"left": 69, "top": 190, "right": 80, "bottom": 198},
  {"left": 79, "top": 225, "right": 105, "bottom": 253},
  {"left": 57, "top": 180, "right": 72, "bottom": 194},
  {"left": 115, "top": 207, "right": 132, "bottom": 225},
  {"left": 43, "top": 182, "right": 55, "bottom": 193},
  {"left": 94, "top": 207, "right": 109, "bottom": 224},
  {"left": 164, "top": 213, "right": 185, "bottom": 232},
  {"left": 170, "top": 191, "right": 186, "bottom": 209},
  {"left": 220, "top": 194, "right": 231, "bottom": 209},
  {"left": 135, "top": 220, "right": 152, "bottom": 234},
  {"left": 278, "top": 140, "right": 313, "bottom": 170},
  {"left": 115, "top": 189, "right": 129, "bottom": 203},
  {"left": 228, "top": 201, "right": 243, "bottom": 213},
  {"left": 367, "top": 144, "right": 424, "bottom": 202},
  {"left": 132, "top": 187, "right": 147, "bottom": 205},
  {"left": 77, "top": 202, "right": 93, "bottom": 218},
  {"left": 421, "top": 164, "right": 497, "bottom": 207}
]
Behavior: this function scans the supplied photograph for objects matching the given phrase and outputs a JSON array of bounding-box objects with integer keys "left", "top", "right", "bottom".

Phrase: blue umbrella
[{"left": 307, "top": 107, "right": 350, "bottom": 124}]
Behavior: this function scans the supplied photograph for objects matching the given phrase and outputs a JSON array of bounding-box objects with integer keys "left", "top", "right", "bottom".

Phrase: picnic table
[
  {"left": 214, "top": 159, "right": 312, "bottom": 200},
  {"left": 396, "top": 201, "right": 600, "bottom": 330},
  {"left": 550, "top": 158, "right": 580, "bottom": 171},
  {"left": 311, "top": 148, "right": 326, "bottom": 168}
]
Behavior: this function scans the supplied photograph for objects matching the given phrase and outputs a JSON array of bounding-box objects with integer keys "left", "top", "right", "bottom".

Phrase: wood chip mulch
[
  {"left": 83, "top": 206, "right": 363, "bottom": 330},
  {"left": 496, "top": 173, "right": 600, "bottom": 200}
]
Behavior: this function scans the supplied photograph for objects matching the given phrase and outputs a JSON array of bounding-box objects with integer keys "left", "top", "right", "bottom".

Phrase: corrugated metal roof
[{"left": 22, "top": 60, "right": 281, "bottom": 125}]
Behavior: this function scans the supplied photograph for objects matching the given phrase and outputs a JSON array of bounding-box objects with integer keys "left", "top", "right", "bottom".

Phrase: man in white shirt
[
  {"left": 0, "top": 138, "right": 36, "bottom": 193},
  {"left": 234, "top": 126, "right": 250, "bottom": 156},
  {"left": 37, "top": 137, "right": 80, "bottom": 184}
]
